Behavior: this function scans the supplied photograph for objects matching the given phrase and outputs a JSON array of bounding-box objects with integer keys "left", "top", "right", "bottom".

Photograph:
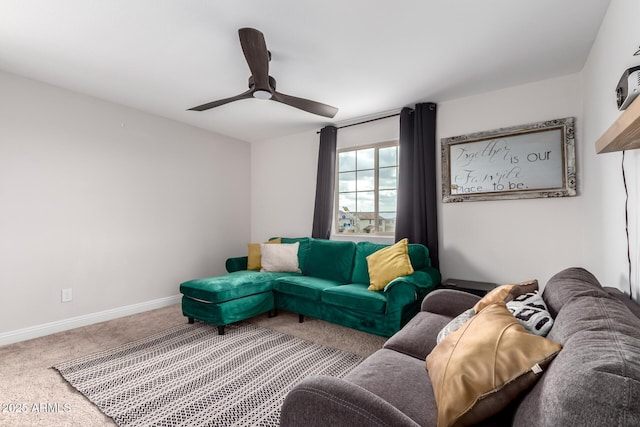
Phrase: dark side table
[{"left": 439, "top": 278, "right": 496, "bottom": 297}]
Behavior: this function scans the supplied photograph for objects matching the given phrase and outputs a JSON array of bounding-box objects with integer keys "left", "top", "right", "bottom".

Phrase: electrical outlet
[{"left": 61, "top": 288, "right": 73, "bottom": 303}]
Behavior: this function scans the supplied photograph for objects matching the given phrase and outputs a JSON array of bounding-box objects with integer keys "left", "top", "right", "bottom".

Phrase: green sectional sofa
[{"left": 180, "top": 237, "right": 441, "bottom": 337}]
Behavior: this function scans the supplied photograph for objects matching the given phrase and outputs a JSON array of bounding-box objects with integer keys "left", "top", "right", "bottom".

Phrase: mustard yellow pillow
[
  {"left": 426, "top": 303, "right": 562, "bottom": 427},
  {"left": 247, "top": 238, "right": 281, "bottom": 270},
  {"left": 366, "top": 238, "right": 414, "bottom": 291},
  {"left": 473, "top": 279, "right": 538, "bottom": 313}
]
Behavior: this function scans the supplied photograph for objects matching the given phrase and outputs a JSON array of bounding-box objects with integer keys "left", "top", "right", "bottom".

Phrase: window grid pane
[
  {"left": 378, "top": 189, "right": 397, "bottom": 212},
  {"left": 378, "top": 166, "right": 397, "bottom": 190},
  {"left": 336, "top": 141, "right": 399, "bottom": 235},
  {"left": 339, "top": 171, "right": 356, "bottom": 192},
  {"left": 357, "top": 148, "right": 375, "bottom": 170},
  {"left": 356, "top": 170, "right": 375, "bottom": 191},
  {"left": 379, "top": 146, "right": 397, "bottom": 167},
  {"left": 338, "top": 151, "right": 356, "bottom": 172}
]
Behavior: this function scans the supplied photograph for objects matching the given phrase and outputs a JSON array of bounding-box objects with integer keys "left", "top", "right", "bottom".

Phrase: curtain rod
[{"left": 316, "top": 112, "right": 401, "bottom": 134}]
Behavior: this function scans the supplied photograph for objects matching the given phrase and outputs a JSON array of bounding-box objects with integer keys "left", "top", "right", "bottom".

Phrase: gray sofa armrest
[
  {"left": 421, "top": 288, "right": 481, "bottom": 317},
  {"left": 280, "top": 376, "right": 420, "bottom": 427},
  {"left": 383, "top": 290, "right": 481, "bottom": 360}
]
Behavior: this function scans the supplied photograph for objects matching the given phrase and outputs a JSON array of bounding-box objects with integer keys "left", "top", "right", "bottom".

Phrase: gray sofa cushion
[
  {"left": 513, "top": 293, "right": 640, "bottom": 426},
  {"left": 421, "top": 289, "right": 482, "bottom": 317},
  {"left": 344, "top": 348, "right": 437, "bottom": 426},
  {"left": 541, "top": 267, "right": 610, "bottom": 317},
  {"left": 383, "top": 312, "right": 452, "bottom": 360},
  {"left": 354, "top": 347, "right": 519, "bottom": 427},
  {"left": 605, "top": 286, "right": 640, "bottom": 319},
  {"left": 280, "top": 375, "right": 421, "bottom": 427}
]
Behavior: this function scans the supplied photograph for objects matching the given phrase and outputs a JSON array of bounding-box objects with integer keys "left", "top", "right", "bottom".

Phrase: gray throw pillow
[
  {"left": 506, "top": 291, "right": 553, "bottom": 336},
  {"left": 436, "top": 308, "right": 475, "bottom": 344}
]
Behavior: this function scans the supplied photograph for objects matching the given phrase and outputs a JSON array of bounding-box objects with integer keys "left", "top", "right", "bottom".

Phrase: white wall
[
  {"left": 250, "top": 130, "right": 319, "bottom": 241},
  {"left": 581, "top": 0, "right": 640, "bottom": 298},
  {"left": 250, "top": 115, "right": 400, "bottom": 243},
  {"left": 438, "top": 75, "right": 584, "bottom": 287},
  {"left": 0, "top": 71, "right": 251, "bottom": 335},
  {"left": 252, "top": 75, "right": 585, "bottom": 287}
]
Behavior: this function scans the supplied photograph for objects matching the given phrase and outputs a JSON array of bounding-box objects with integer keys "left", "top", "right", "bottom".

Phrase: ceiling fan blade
[
  {"left": 272, "top": 91, "right": 338, "bottom": 118},
  {"left": 188, "top": 89, "right": 253, "bottom": 111},
  {"left": 190, "top": 28, "right": 338, "bottom": 118},
  {"left": 238, "top": 28, "right": 270, "bottom": 92}
]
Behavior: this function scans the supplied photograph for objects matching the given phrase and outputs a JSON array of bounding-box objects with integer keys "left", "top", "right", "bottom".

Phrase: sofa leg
[
  {"left": 188, "top": 317, "right": 194, "bottom": 324},
  {"left": 299, "top": 314, "right": 304, "bottom": 323},
  {"left": 217, "top": 325, "right": 225, "bottom": 335},
  {"left": 268, "top": 309, "right": 278, "bottom": 318}
]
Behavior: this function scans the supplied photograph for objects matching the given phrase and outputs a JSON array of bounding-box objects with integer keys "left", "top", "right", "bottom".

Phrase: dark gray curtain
[
  {"left": 311, "top": 125, "right": 338, "bottom": 239},
  {"left": 395, "top": 103, "right": 439, "bottom": 269}
]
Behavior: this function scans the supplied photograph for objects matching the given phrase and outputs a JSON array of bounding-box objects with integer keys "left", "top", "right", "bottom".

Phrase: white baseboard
[{"left": 0, "top": 294, "right": 182, "bottom": 347}]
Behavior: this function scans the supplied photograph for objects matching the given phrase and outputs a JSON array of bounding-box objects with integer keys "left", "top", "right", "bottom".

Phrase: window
[{"left": 336, "top": 141, "right": 398, "bottom": 235}]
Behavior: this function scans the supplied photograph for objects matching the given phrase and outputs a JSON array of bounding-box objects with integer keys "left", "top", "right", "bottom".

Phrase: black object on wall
[
  {"left": 395, "top": 103, "right": 439, "bottom": 269},
  {"left": 311, "top": 125, "right": 338, "bottom": 239}
]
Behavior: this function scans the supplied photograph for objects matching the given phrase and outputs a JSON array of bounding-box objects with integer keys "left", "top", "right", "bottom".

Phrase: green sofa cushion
[
  {"left": 303, "top": 239, "right": 356, "bottom": 283},
  {"left": 407, "top": 244, "right": 428, "bottom": 269},
  {"left": 182, "top": 291, "right": 274, "bottom": 326},
  {"left": 351, "top": 241, "right": 429, "bottom": 285},
  {"left": 321, "top": 283, "right": 387, "bottom": 314},
  {"left": 180, "top": 270, "right": 299, "bottom": 303},
  {"left": 279, "top": 237, "right": 312, "bottom": 274},
  {"left": 274, "top": 276, "right": 342, "bottom": 301}
]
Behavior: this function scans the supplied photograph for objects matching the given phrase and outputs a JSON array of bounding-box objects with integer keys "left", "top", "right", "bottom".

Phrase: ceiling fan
[{"left": 189, "top": 27, "right": 338, "bottom": 118}]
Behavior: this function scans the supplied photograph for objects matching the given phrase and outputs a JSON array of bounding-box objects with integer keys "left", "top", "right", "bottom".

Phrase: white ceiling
[{"left": 0, "top": 0, "right": 611, "bottom": 143}]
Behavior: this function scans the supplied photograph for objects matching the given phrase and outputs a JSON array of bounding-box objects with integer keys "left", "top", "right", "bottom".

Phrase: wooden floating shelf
[{"left": 596, "top": 97, "right": 640, "bottom": 153}]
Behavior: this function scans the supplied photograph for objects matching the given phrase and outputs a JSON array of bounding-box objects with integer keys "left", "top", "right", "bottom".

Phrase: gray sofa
[{"left": 280, "top": 267, "right": 640, "bottom": 426}]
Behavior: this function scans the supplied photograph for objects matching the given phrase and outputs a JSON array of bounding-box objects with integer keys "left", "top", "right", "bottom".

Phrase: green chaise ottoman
[{"left": 180, "top": 270, "right": 300, "bottom": 334}]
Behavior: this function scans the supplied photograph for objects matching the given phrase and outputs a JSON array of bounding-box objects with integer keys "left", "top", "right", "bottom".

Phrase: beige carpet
[{"left": 0, "top": 305, "right": 386, "bottom": 427}]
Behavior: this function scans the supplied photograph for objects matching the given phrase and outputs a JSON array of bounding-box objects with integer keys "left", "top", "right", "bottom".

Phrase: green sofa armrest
[
  {"left": 226, "top": 256, "right": 248, "bottom": 273},
  {"left": 381, "top": 268, "right": 441, "bottom": 309},
  {"left": 384, "top": 267, "right": 441, "bottom": 292},
  {"left": 382, "top": 281, "right": 419, "bottom": 310}
]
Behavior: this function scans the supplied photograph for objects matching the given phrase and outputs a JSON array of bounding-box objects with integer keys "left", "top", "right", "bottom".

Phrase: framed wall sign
[{"left": 441, "top": 117, "right": 576, "bottom": 202}]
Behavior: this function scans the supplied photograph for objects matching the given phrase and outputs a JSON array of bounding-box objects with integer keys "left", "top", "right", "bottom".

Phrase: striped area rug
[{"left": 54, "top": 322, "right": 364, "bottom": 426}]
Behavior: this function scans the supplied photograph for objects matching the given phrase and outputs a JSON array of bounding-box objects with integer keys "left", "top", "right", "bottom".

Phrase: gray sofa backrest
[{"left": 513, "top": 267, "right": 640, "bottom": 426}]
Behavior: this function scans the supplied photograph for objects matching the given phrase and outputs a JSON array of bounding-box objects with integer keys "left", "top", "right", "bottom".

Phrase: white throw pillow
[
  {"left": 506, "top": 291, "right": 553, "bottom": 336},
  {"left": 260, "top": 242, "right": 301, "bottom": 273}
]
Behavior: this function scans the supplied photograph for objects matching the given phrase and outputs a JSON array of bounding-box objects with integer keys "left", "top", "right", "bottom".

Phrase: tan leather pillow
[
  {"left": 247, "top": 238, "right": 281, "bottom": 270},
  {"left": 473, "top": 279, "right": 538, "bottom": 313},
  {"left": 426, "top": 302, "right": 562, "bottom": 427}
]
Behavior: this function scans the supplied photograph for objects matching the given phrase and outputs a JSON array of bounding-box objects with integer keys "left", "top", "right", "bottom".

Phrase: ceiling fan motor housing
[
  {"left": 249, "top": 75, "right": 276, "bottom": 99},
  {"left": 248, "top": 75, "right": 276, "bottom": 91}
]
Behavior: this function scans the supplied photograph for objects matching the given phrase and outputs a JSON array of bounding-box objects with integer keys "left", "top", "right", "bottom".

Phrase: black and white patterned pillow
[
  {"left": 436, "top": 308, "right": 476, "bottom": 344},
  {"left": 506, "top": 291, "right": 553, "bottom": 336}
]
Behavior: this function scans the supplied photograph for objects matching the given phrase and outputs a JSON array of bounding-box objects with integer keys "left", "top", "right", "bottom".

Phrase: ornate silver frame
[{"left": 441, "top": 117, "right": 576, "bottom": 203}]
